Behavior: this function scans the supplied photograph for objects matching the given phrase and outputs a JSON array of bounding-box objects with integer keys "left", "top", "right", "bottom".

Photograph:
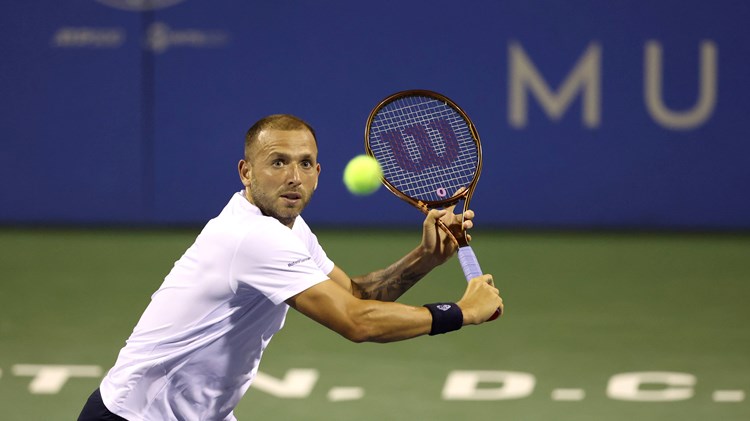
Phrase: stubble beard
[{"left": 247, "top": 183, "right": 312, "bottom": 227}]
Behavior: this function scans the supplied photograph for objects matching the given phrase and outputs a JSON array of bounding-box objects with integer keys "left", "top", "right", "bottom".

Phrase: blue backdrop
[{"left": 2, "top": 0, "right": 749, "bottom": 229}]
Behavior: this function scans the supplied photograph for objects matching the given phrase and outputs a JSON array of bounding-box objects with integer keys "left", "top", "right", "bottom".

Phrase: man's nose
[{"left": 287, "top": 165, "right": 302, "bottom": 185}]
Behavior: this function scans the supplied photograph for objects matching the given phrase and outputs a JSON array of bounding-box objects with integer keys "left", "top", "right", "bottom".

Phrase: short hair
[{"left": 244, "top": 114, "right": 317, "bottom": 159}]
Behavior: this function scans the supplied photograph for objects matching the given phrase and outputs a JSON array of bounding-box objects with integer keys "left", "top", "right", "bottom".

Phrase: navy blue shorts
[{"left": 78, "top": 388, "right": 128, "bottom": 421}]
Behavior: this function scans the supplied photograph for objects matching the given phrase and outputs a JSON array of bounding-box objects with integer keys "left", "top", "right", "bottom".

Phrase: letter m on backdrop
[{"left": 509, "top": 42, "right": 602, "bottom": 128}]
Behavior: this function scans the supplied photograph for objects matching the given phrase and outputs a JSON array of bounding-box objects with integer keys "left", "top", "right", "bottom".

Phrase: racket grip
[
  {"left": 458, "top": 246, "right": 482, "bottom": 281},
  {"left": 457, "top": 246, "right": 501, "bottom": 322}
]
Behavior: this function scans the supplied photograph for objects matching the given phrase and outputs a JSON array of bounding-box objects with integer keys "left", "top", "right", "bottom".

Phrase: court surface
[{"left": 1, "top": 228, "right": 748, "bottom": 420}]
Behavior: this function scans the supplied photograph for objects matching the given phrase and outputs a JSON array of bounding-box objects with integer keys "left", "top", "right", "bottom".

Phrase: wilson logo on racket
[{"left": 380, "top": 118, "right": 460, "bottom": 173}]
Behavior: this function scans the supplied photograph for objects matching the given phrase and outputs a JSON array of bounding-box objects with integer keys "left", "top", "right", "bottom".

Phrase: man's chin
[{"left": 273, "top": 206, "right": 305, "bottom": 224}]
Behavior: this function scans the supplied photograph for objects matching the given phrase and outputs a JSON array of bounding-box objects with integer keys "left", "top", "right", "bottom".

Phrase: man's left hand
[{"left": 420, "top": 204, "right": 474, "bottom": 266}]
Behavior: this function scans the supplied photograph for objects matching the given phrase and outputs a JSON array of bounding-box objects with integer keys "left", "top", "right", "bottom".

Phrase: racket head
[{"left": 364, "top": 90, "right": 482, "bottom": 211}]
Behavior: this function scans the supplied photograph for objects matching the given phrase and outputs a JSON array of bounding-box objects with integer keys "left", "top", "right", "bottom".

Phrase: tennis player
[{"left": 78, "top": 114, "right": 503, "bottom": 420}]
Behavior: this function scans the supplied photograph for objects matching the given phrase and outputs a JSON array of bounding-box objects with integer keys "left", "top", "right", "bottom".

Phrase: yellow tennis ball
[{"left": 343, "top": 155, "right": 382, "bottom": 196}]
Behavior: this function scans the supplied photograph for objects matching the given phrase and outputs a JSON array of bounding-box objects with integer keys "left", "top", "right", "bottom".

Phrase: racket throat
[{"left": 455, "top": 231, "right": 470, "bottom": 247}]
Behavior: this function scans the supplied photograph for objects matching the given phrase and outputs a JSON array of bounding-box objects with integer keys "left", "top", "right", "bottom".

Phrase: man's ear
[
  {"left": 314, "top": 162, "right": 321, "bottom": 190},
  {"left": 238, "top": 159, "right": 252, "bottom": 187}
]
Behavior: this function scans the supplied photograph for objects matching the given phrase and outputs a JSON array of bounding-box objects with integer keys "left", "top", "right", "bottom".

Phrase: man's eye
[
  {"left": 301, "top": 161, "right": 313, "bottom": 168},
  {"left": 272, "top": 160, "right": 284, "bottom": 167}
]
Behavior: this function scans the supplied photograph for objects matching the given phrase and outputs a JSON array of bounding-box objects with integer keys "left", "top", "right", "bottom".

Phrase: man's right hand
[{"left": 457, "top": 274, "right": 503, "bottom": 324}]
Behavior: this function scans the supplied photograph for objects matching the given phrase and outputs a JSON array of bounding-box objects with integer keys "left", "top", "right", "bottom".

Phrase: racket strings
[{"left": 368, "top": 95, "right": 479, "bottom": 203}]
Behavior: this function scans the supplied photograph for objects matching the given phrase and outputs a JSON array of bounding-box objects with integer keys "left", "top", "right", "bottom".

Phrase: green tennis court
[{"left": 1, "top": 228, "right": 748, "bottom": 420}]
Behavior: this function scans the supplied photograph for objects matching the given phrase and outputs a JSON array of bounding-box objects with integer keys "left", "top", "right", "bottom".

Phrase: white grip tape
[{"left": 458, "top": 246, "right": 482, "bottom": 281}]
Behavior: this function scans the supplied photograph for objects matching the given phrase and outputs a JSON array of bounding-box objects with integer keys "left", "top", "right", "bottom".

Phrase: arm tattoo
[{"left": 352, "top": 266, "right": 430, "bottom": 302}]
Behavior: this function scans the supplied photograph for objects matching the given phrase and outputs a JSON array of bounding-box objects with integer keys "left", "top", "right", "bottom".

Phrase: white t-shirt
[{"left": 100, "top": 192, "right": 334, "bottom": 420}]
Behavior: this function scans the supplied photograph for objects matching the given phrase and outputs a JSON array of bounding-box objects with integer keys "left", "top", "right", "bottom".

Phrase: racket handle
[
  {"left": 458, "top": 246, "right": 482, "bottom": 281},
  {"left": 457, "top": 246, "right": 501, "bottom": 322}
]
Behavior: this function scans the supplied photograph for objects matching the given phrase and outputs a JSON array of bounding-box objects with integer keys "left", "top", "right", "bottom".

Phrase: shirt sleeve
[{"left": 230, "top": 222, "right": 330, "bottom": 305}]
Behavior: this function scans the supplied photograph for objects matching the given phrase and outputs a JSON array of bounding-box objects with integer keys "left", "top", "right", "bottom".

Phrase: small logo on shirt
[
  {"left": 437, "top": 304, "right": 452, "bottom": 311},
  {"left": 288, "top": 257, "right": 311, "bottom": 267}
]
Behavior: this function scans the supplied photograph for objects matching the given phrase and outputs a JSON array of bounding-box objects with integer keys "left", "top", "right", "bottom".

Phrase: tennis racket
[{"left": 365, "top": 89, "right": 500, "bottom": 321}]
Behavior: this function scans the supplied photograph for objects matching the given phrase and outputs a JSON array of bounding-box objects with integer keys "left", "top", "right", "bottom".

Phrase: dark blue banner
[{"left": 2, "top": 0, "right": 749, "bottom": 229}]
